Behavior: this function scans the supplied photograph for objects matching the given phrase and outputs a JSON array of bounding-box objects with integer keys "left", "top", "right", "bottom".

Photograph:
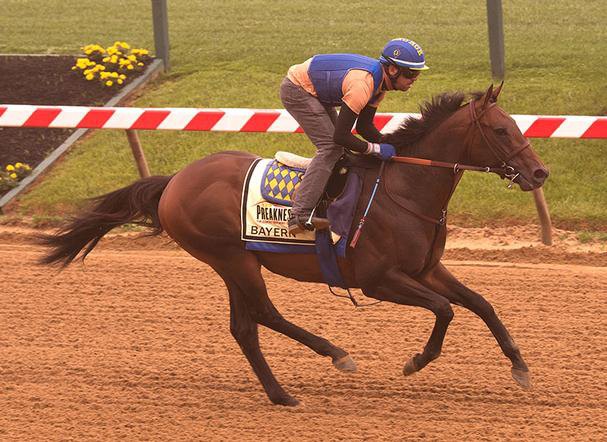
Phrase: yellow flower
[
  {"left": 105, "top": 80, "right": 113, "bottom": 86},
  {"left": 137, "top": 62, "right": 144, "bottom": 67},
  {"left": 86, "top": 74, "right": 94, "bottom": 80},
  {"left": 9, "top": 173, "right": 17, "bottom": 179},
  {"left": 103, "top": 56, "right": 110, "bottom": 62},
  {"left": 24, "top": 165, "right": 31, "bottom": 171},
  {"left": 6, "top": 165, "right": 15, "bottom": 171},
  {"left": 85, "top": 44, "right": 106, "bottom": 54},
  {"left": 76, "top": 57, "right": 89, "bottom": 68},
  {"left": 117, "top": 79, "right": 124, "bottom": 85},
  {"left": 127, "top": 65, "right": 134, "bottom": 70},
  {"left": 119, "top": 74, "right": 126, "bottom": 79},
  {"left": 128, "top": 55, "right": 137, "bottom": 61},
  {"left": 15, "top": 162, "right": 23, "bottom": 168}
]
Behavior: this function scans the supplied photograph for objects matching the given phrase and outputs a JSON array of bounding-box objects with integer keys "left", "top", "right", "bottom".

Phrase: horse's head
[{"left": 464, "top": 84, "right": 549, "bottom": 190}]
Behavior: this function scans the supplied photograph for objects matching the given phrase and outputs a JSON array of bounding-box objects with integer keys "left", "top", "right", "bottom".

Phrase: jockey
[{"left": 280, "top": 38, "right": 429, "bottom": 235}]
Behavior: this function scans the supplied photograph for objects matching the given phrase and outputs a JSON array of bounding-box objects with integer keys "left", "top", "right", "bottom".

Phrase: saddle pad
[
  {"left": 241, "top": 158, "right": 316, "bottom": 247},
  {"left": 261, "top": 159, "right": 304, "bottom": 206}
]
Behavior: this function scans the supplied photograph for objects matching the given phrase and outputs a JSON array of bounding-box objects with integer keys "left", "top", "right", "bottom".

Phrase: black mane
[{"left": 382, "top": 91, "right": 483, "bottom": 149}]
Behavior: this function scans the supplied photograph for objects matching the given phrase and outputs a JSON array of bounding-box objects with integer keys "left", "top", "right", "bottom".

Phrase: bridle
[
  {"left": 391, "top": 100, "right": 530, "bottom": 189},
  {"left": 352, "top": 98, "right": 533, "bottom": 239},
  {"left": 466, "top": 100, "right": 530, "bottom": 187}
]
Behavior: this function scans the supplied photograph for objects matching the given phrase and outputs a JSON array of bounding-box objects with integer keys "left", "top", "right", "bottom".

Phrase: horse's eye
[{"left": 494, "top": 127, "right": 508, "bottom": 136}]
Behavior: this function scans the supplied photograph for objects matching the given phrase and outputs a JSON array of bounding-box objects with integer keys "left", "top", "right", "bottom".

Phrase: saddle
[
  {"left": 263, "top": 151, "right": 353, "bottom": 208},
  {"left": 241, "top": 151, "right": 377, "bottom": 289},
  {"left": 242, "top": 151, "right": 373, "bottom": 244}
]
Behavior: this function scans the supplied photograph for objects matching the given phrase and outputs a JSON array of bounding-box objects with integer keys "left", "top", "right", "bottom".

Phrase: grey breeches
[{"left": 279, "top": 77, "right": 344, "bottom": 216}]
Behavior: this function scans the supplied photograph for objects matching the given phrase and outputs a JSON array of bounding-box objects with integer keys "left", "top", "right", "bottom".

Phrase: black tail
[{"left": 37, "top": 175, "right": 172, "bottom": 267}]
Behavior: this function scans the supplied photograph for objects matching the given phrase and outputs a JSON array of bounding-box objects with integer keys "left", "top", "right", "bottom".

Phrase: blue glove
[{"left": 378, "top": 143, "right": 396, "bottom": 160}]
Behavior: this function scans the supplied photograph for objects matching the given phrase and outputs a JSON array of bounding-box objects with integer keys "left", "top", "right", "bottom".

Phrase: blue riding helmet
[{"left": 379, "top": 38, "right": 429, "bottom": 71}]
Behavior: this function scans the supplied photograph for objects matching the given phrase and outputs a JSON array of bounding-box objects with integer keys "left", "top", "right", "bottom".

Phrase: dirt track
[{"left": 1, "top": 229, "right": 606, "bottom": 441}]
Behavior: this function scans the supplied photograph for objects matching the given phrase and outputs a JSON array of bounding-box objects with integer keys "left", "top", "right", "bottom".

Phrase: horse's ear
[
  {"left": 482, "top": 84, "right": 494, "bottom": 108},
  {"left": 492, "top": 81, "right": 504, "bottom": 101}
]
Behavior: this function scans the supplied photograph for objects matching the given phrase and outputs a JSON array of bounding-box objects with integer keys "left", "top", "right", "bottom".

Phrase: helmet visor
[{"left": 381, "top": 54, "right": 429, "bottom": 71}]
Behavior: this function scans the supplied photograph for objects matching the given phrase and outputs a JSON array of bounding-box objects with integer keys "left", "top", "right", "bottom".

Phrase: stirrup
[
  {"left": 303, "top": 208, "right": 330, "bottom": 231},
  {"left": 304, "top": 216, "right": 330, "bottom": 230},
  {"left": 288, "top": 214, "right": 330, "bottom": 234}
]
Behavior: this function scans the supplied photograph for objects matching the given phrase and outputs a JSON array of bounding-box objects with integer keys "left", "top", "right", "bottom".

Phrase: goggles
[{"left": 400, "top": 68, "right": 420, "bottom": 79}]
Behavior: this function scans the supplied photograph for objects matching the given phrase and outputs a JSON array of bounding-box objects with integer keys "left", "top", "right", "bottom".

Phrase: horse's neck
[
  {"left": 416, "top": 123, "right": 468, "bottom": 163},
  {"left": 386, "top": 125, "right": 468, "bottom": 215}
]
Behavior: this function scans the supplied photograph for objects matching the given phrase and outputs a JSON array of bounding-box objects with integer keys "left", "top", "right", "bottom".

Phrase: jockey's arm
[
  {"left": 355, "top": 105, "right": 382, "bottom": 143},
  {"left": 334, "top": 72, "right": 384, "bottom": 152},
  {"left": 333, "top": 104, "right": 374, "bottom": 153}
]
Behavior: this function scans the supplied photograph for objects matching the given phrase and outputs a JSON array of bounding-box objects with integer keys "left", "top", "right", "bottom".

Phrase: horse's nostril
[{"left": 533, "top": 168, "right": 549, "bottom": 181}]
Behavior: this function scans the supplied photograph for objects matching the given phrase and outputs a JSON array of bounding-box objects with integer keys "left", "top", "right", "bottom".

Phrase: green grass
[
  {"left": 577, "top": 231, "right": 607, "bottom": 244},
  {"left": 2, "top": 0, "right": 606, "bottom": 228}
]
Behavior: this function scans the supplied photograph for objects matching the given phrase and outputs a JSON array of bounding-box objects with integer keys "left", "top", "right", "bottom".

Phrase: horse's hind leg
[
  {"left": 226, "top": 279, "right": 299, "bottom": 406},
  {"left": 224, "top": 252, "right": 354, "bottom": 370},
  {"left": 420, "top": 263, "right": 531, "bottom": 389},
  {"left": 218, "top": 250, "right": 354, "bottom": 405}
]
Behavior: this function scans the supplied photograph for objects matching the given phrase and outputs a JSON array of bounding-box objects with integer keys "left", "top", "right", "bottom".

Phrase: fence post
[
  {"left": 532, "top": 188, "right": 552, "bottom": 245},
  {"left": 151, "top": 0, "right": 170, "bottom": 71},
  {"left": 125, "top": 130, "right": 151, "bottom": 178},
  {"left": 486, "top": 0, "right": 505, "bottom": 80}
]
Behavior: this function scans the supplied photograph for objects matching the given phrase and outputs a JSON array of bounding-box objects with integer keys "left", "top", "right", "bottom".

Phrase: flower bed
[{"left": 0, "top": 53, "right": 149, "bottom": 197}]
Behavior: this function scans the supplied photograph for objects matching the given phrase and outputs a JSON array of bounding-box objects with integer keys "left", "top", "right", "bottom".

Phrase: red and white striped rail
[{"left": 1, "top": 104, "right": 606, "bottom": 138}]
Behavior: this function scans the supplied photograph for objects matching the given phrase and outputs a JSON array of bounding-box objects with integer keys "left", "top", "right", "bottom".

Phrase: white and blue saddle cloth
[{"left": 240, "top": 153, "right": 363, "bottom": 287}]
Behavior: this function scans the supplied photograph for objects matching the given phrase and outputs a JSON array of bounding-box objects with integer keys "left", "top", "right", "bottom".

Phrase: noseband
[{"left": 467, "top": 100, "right": 530, "bottom": 188}]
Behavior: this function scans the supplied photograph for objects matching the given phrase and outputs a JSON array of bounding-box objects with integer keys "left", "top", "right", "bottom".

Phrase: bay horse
[{"left": 38, "top": 85, "right": 549, "bottom": 406}]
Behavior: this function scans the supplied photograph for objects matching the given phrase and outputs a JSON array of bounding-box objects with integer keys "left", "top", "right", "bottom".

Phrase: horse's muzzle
[
  {"left": 532, "top": 166, "right": 549, "bottom": 187},
  {"left": 516, "top": 165, "right": 549, "bottom": 191}
]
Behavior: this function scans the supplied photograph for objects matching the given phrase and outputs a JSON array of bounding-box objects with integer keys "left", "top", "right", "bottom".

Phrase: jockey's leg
[{"left": 280, "top": 77, "right": 343, "bottom": 232}]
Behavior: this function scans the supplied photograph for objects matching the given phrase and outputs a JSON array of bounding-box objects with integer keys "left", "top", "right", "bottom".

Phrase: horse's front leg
[
  {"left": 419, "top": 263, "right": 531, "bottom": 389},
  {"left": 369, "top": 268, "right": 455, "bottom": 376}
]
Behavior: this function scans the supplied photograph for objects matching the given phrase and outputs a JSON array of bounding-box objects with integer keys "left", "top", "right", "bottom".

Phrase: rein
[
  {"left": 351, "top": 98, "right": 531, "bottom": 243},
  {"left": 391, "top": 101, "right": 529, "bottom": 181},
  {"left": 391, "top": 155, "right": 503, "bottom": 174}
]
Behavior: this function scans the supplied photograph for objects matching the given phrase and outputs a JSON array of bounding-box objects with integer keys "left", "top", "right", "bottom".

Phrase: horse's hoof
[
  {"left": 511, "top": 367, "right": 532, "bottom": 390},
  {"left": 272, "top": 394, "right": 300, "bottom": 407},
  {"left": 333, "top": 355, "right": 357, "bottom": 372},
  {"left": 403, "top": 357, "right": 418, "bottom": 376}
]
